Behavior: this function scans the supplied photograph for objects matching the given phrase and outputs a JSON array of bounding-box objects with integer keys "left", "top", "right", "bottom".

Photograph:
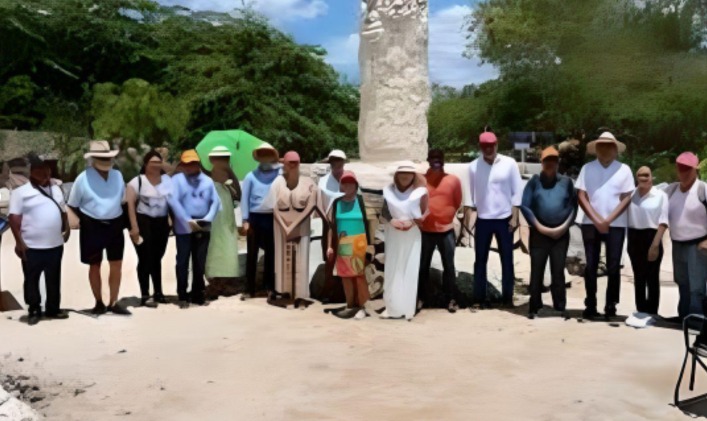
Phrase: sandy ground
[{"left": 0, "top": 229, "right": 698, "bottom": 421}]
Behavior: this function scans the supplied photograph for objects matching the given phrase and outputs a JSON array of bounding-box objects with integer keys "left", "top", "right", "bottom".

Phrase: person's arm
[
  {"left": 520, "top": 176, "right": 549, "bottom": 233},
  {"left": 326, "top": 204, "right": 336, "bottom": 261},
  {"left": 509, "top": 162, "right": 523, "bottom": 231},
  {"left": 604, "top": 192, "right": 632, "bottom": 225},
  {"left": 66, "top": 173, "right": 83, "bottom": 213},
  {"left": 649, "top": 192, "right": 670, "bottom": 261},
  {"left": 240, "top": 175, "right": 252, "bottom": 234},
  {"left": 463, "top": 164, "right": 476, "bottom": 229},
  {"left": 202, "top": 182, "right": 222, "bottom": 223},
  {"left": 126, "top": 181, "right": 140, "bottom": 241},
  {"left": 167, "top": 176, "right": 191, "bottom": 229},
  {"left": 577, "top": 190, "right": 607, "bottom": 233},
  {"left": 8, "top": 192, "right": 27, "bottom": 260},
  {"left": 413, "top": 193, "right": 429, "bottom": 227}
]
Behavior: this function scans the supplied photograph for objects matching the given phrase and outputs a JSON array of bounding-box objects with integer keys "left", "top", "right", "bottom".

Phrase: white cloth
[
  {"left": 669, "top": 180, "right": 707, "bottom": 241},
  {"left": 574, "top": 160, "right": 635, "bottom": 227},
  {"left": 67, "top": 167, "right": 125, "bottom": 220},
  {"left": 318, "top": 172, "right": 343, "bottom": 214},
  {"left": 628, "top": 187, "right": 669, "bottom": 229},
  {"left": 127, "top": 175, "right": 173, "bottom": 218},
  {"left": 466, "top": 154, "right": 523, "bottom": 219},
  {"left": 8, "top": 183, "right": 65, "bottom": 249},
  {"left": 382, "top": 185, "right": 427, "bottom": 319}
]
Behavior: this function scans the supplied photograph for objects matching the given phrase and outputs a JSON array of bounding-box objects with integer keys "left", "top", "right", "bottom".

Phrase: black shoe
[
  {"left": 527, "top": 312, "right": 536, "bottom": 320},
  {"left": 91, "top": 301, "right": 107, "bottom": 315},
  {"left": 191, "top": 299, "right": 208, "bottom": 306},
  {"left": 582, "top": 308, "right": 600, "bottom": 320},
  {"left": 447, "top": 300, "right": 459, "bottom": 314},
  {"left": 333, "top": 307, "right": 358, "bottom": 319},
  {"left": 501, "top": 299, "right": 515, "bottom": 309},
  {"left": 27, "top": 311, "right": 40, "bottom": 326},
  {"left": 45, "top": 310, "right": 69, "bottom": 320},
  {"left": 604, "top": 306, "right": 617, "bottom": 320},
  {"left": 141, "top": 297, "right": 158, "bottom": 308},
  {"left": 155, "top": 295, "right": 168, "bottom": 304},
  {"left": 560, "top": 310, "right": 571, "bottom": 320},
  {"left": 178, "top": 300, "right": 190, "bottom": 309},
  {"left": 108, "top": 303, "right": 132, "bottom": 316}
]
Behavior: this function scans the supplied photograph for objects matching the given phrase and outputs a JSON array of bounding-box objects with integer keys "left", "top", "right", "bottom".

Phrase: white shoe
[
  {"left": 354, "top": 309, "right": 367, "bottom": 320},
  {"left": 379, "top": 309, "right": 391, "bottom": 319}
]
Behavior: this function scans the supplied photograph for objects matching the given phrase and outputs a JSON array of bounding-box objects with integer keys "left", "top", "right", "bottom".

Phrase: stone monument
[{"left": 358, "top": 0, "right": 431, "bottom": 162}]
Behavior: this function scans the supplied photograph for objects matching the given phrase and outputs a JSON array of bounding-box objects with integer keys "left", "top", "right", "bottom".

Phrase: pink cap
[
  {"left": 283, "top": 151, "right": 300, "bottom": 163},
  {"left": 479, "top": 132, "right": 497, "bottom": 145},
  {"left": 676, "top": 152, "right": 700, "bottom": 169},
  {"left": 340, "top": 170, "right": 358, "bottom": 184}
]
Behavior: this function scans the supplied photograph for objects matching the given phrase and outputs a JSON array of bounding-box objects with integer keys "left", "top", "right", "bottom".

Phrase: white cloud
[
  {"left": 323, "top": 4, "right": 498, "bottom": 88},
  {"left": 159, "top": 0, "right": 328, "bottom": 22}
]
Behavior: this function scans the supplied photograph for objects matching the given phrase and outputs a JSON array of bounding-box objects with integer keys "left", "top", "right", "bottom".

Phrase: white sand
[{"left": 0, "top": 231, "right": 695, "bottom": 420}]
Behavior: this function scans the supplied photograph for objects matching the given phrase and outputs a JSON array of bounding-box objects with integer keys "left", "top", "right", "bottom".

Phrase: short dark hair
[
  {"left": 427, "top": 148, "right": 444, "bottom": 160},
  {"left": 28, "top": 154, "right": 48, "bottom": 171}
]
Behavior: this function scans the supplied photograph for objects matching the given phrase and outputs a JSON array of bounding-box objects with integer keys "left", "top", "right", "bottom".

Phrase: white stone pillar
[{"left": 358, "top": 0, "right": 431, "bottom": 162}]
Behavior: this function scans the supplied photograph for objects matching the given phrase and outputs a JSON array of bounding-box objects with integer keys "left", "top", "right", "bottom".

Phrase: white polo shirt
[
  {"left": 575, "top": 160, "right": 635, "bottom": 227},
  {"left": 466, "top": 154, "right": 523, "bottom": 219},
  {"left": 8, "top": 183, "right": 65, "bottom": 249},
  {"left": 668, "top": 180, "right": 707, "bottom": 242},
  {"left": 628, "top": 187, "right": 669, "bottom": 230}
]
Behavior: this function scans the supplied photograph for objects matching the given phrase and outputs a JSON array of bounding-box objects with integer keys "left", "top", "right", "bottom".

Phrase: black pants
[
  {"left": 627, "top": 228, "right": 663, "bottom": 314},
  {"left": 246, "top": 213, "right": 275, "bottom": 295},
  {"left": 418, "top": 230, "right": 456, "bottom": 305},
  {"left": 175, "top": 232, "right": 210, "bottom": 302},
  {"left": 581, "top": 225, "right": 626, "bottom": 312},
  {"left": 134, "top": 214, "right": 170, "bottom": 299},
  {"left": 23, "top": 246, "right": 64, "bottom": 315},
  {"left": 528, "top": 230, "right": 569, "bottom": 313}
]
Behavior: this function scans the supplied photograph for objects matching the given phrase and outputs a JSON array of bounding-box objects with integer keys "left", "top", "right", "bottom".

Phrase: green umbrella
[{"left": 196, "top": 130, "right": 265, "bottom": 180}]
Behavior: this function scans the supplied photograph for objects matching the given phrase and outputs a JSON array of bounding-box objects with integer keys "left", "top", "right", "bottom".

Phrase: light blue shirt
[
  {"left": 67, "top": 167, "right": 125, "bottom": 220},
  {"left": 241, "top": 168, "right": 279, "bottom": 220},
  {"left": 169, "top": 172, "right": 221, "bottom": 235}
]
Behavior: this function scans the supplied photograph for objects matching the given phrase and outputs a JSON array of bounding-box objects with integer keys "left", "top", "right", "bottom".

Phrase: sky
[{"left": 156, "top": 0, "right": 498, "bottom": 88}]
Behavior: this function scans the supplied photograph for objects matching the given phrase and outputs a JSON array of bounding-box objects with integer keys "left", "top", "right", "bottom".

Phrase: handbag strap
[{"left": 31, "top": 182, "right": 65, "bottom": 216}]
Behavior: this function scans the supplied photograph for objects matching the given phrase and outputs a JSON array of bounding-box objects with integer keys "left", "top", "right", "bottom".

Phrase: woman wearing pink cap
[
  {"left": 666, "top": 152, "right": 707, "bottom": 320},
  {"left": 269, "top": 151, "right": 322, "bottom": 307},
  {"left": 326, "top": 171, "right": 372, "bottom": 320}
]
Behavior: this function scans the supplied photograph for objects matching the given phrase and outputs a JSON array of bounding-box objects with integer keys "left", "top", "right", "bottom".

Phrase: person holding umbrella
[{"left": 241, "top": 143, "right": 280, "bottom": 299}]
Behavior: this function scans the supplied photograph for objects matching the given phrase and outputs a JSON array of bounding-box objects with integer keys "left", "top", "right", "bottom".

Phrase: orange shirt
[{"left": 421, "top": 170, "right": 462, "bottom": 233}]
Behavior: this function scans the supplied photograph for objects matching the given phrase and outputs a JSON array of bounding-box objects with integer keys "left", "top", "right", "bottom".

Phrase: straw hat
[
  {"left": 208, "top": 146, "right": 231, "bottom": 158},
  {"left": 586, "top": 132, "right": 626, "bottom": 155},
  {"left": 84, "top": 140, "right": 119, "bottom": 159},
  {"left": 394, "top": 162, "right": 418, "bottom": 174},
  {"left": 252, "top": 143, "right": 279, "bottom": 162}
]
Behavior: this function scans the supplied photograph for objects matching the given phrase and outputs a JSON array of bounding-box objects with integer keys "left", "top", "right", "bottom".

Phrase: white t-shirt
[
  {"left": 466, "top": 154, "right": 523, "bottom": 219},
  {"left": 318, "top": 172, "right": 343, "bottom": 214},
  {"left": 575, "top": 160, "right": 635, "bottom": 227},
  {"left": 127, "top": 174, "right": 173, "bottom": 218},
  {"left": 668, "top": 180, "right": 707, "bottom": 241},
  {"left": 628, "top": 187, "right": 669, "bottom": 230},
  {"left": 8, "top": 183, "right": 65, "bottom": 249}
]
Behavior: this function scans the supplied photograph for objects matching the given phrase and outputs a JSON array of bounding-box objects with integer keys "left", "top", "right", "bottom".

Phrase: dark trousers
[
  {"left": 528, "top": 230, "right": 569, "bottom": 313},
  {"left": 175, "top": 232, "right": 210, "bottom": 302},
  {"left": 22, "top": 246, "right": 64, "bottom": 314},
  {"left": 418, "top": 230, "right": 457, "bottom": 304},
  {"left": 581, "top": 225, "right": 626, "bottom": 312},
  {"left": 246, "top": 213, "right": 275, "bottom": 295},
  {"left": 627, "top": 228, "right": 663, "bottom": 314},
  {"left": 474, "top": 218, "right": 515, "bottom": 302},
  {"left": 134, "top": 214, "right": 170, "bottom": 299}
]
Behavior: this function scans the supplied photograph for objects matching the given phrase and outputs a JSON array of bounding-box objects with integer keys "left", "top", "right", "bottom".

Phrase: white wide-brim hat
[
  {"left": 208, "top": 145, "right": 232, "bottom": 157},
  {"left": 84, "top": 140, "right": 119, "bottom": 159},
  {"left": 327, "top": 149, "right": 347, "bottom": 162},
  {"left": 586, "top": 132, "right": 626, "bottom": 155}
]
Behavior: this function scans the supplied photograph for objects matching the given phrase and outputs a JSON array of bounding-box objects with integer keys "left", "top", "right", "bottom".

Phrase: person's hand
[
  {"left": 647, "top": 244, "right": 660, "bottom": 262},
  {"left": 188, "top": 220, "right": 202, "bottom": 233},
  {"left": 698, "top": 239, "right": 707, "bottom": 256},
  {"left": 508, "top": 217, "right": 519, "bottom": 233},
  {"left": 62, "top": 229, "right": 71, "bottom": 243},
  {"left": 15, "top": 242, "right": 28, "bottom": 260},
  {"left": 129, "top": 227, "right": 140, "bottom": 242},
  {"left": 596, "top": 219, "right": 610, "bottom": 234},
  {"left": 241, "top": 221, "right": 250, "bottom": 236},
  {"left": 326, "top": 247, "right": 334, "bottom": 260}
]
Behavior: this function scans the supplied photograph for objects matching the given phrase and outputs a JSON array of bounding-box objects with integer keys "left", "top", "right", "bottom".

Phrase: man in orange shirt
[{"left": 418, "top": 149, "right": 463, "bottom": 313}]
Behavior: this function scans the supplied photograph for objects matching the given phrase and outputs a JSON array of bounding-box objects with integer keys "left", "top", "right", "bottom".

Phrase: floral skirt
[{"left": 335, "top": 233, "right": 368, "bottom": 278}]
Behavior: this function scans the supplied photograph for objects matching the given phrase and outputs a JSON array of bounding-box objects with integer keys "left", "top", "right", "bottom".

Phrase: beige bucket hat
[{"left": 586, "top": 132, "right": 626, "bottom": 155}]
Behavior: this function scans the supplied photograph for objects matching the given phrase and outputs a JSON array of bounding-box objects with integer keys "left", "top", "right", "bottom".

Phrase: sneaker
[
  {"left": 334, "top": 307, "right": 358, "bottom": 319},
  {"left": 108, "top": 303, "right": 132, "bottom": 316},
  {"left": 141, "top": 297, "right": 158, "bottom": 308},
  {"left": 379, "top": 309, "right": 391, "bottom": 319},
  {"left": 91, "top": 301, "right": 107, "bottom": 315},
  {"left": 582, "top": 308, "right": 600, "bottom": 320},
  {"left": 45, "top": 310, "right": 69, "bottom": 320},
  {"left": 447, "top": 300, "right": 459, "bottom": 314},
  {"left": 354, "top": 309, "right": 367, "bottom": 320}
]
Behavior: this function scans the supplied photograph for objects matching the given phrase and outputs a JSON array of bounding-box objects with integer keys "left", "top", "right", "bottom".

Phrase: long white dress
[{"left": 382, "top": 185, "right": 428, "bottom": 319}]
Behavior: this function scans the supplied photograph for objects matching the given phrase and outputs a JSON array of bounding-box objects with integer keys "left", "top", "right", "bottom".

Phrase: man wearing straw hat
[
  {"left": 169, "top": 149, "right": 221, "bottom": 308},
  {"left": 241, "top": 143, "right": 280, "bottom": 299},
  {"left": 67, "top": 140, "right": 130, "bottom": 315},
  {"left": 575, "top": 131, "right": 634, "bottom": 320},
  {"left": 465, "top": 130, "right": 523, "bottom": 309},
  {"left": 521, "top": 147, "right": 577, "bottom": 319}
]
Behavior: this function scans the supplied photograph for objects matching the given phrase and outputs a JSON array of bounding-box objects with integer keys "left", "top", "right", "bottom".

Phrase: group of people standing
[{"left": 7, "top": 132, "right": 707, "bottom": 326}]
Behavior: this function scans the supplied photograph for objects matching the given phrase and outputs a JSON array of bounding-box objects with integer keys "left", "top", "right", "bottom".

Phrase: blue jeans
[
  {"left": 474, "top": 218, "right": 515, "bottom": 302},
  {"left": 673, "top": 240, "right": 707, "bottom": 319},
  {"left": 581, "top": 225, "right": 625, "bottom": 312}
]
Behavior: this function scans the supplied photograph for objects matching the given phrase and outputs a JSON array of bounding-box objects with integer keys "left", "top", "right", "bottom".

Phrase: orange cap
[
  {"left": 180, "top": 149, "right": 200, "bottom": 164},
  {"left": 540, "top": 146, "right": 559, "bottom": 161}
]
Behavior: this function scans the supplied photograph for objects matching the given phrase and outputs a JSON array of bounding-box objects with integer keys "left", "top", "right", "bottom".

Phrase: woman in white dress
[{"left": 380, "top": 164, "right": 428, "bottom": 320}]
